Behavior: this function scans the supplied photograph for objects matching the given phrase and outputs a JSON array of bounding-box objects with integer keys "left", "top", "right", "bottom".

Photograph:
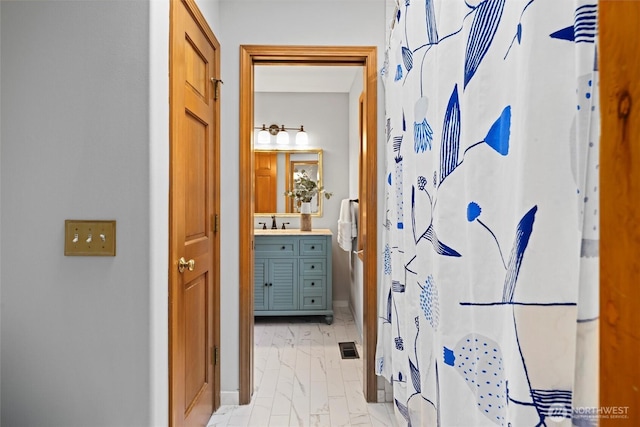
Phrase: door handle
[{"left": 178, "top": 257, "right": 195, "bottom": 273}]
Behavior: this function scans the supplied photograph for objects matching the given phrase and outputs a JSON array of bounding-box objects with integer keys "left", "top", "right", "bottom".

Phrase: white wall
[
  {"left": 149, "top": 0, "right": 170, "bottom": 425},
  {"left": 255, "top": 91, "right": 351, "bottom": 303},
  {"left": 218, "top": 0, "right": 387, "bottom": 396},
  {"left": 1, "top": 1, "right": 151, "bottom": 426},
  {"left": 348, "top": 73, "right": 365, "bottom": 340}
]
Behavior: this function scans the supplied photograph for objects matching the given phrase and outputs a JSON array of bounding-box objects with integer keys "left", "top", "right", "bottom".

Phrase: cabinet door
[
  {"left": 254, "top": 258, "right": 268, "bottom": 311},
  {"left": 268, "top": 259, "right": 298, "bottom": 311}
]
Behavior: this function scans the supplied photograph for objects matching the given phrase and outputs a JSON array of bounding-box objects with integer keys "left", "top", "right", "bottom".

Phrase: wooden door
[
  {"left": 170, "top": 0, "right": 220, "bottom": 425},
  {"left": 254, "top": 152, "right": 278, "bottom": 213},
  {"left": 600, "top": 1, "right": 640, "bottom": 424}
]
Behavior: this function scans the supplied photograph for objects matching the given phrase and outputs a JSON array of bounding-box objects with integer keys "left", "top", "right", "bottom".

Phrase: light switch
[{"left": 65, "top": 220, "right": 116, "bottom": 256}]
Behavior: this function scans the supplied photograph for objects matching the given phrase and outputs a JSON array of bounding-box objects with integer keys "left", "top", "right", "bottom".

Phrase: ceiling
[{"left": 254, "top": 65, "right": 362, "bottom": 93}]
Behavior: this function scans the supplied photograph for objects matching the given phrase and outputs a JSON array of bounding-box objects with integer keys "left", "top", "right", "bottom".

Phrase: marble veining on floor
[{"left": 207, "top": 306, "right": 397, "bottom": 427}]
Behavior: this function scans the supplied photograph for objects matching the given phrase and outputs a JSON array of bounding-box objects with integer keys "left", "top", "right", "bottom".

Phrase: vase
[{"left": 300, "top": 202, "right": 312, "bottom": 231}]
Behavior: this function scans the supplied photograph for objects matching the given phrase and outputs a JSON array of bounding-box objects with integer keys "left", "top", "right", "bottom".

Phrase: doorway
[{"left": 238, "top": 45, "right": 379, "bottom": 404}]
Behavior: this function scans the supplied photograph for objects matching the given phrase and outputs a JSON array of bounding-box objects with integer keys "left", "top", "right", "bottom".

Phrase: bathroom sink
[{"left": 254, "top": 228, "right": 332, "bottom": 236}]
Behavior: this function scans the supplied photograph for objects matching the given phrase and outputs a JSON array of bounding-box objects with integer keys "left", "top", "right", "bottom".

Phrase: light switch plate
[{"left": 64, "top": 220, "right": 116, "bottom": 256}]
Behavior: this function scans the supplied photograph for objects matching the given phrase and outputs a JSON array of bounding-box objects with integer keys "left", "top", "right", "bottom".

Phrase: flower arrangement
[{"left": 284, "top": 169, "right": 333, "bottom": 204}]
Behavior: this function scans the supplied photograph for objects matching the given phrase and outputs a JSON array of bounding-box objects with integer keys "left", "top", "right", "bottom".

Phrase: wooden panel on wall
[{"left": 600, "top": 1, "right": 640, "bottom": 424}]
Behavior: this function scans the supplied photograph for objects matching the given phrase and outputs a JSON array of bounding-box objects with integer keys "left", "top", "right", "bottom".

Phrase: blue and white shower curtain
[{"left": 377, "top": 1, "right": 599, "bottom": 426}]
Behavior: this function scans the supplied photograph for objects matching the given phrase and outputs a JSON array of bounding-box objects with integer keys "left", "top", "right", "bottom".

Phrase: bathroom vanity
[{"left": 254, "top": 229, "right": 333, "bottom": 324}]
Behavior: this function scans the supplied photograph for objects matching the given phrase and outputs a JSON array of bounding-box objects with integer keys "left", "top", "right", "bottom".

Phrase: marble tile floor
[{"left": 207, "top": 306, "right": 398, "bottom": 427}]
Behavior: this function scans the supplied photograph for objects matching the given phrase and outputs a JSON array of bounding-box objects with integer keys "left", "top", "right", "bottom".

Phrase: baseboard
[
  {"left": 333, "top": 300, "right": 349, "bottom": 308},
  {"left": 220, "top": 391, "right": 239, "bottom": 406}
]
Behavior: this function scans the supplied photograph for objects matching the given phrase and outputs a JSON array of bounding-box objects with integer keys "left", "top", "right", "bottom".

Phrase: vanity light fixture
[
  {"left": 295, "top": 126, "right": 308, "bottom": 145},
  {"left": 255, "top": 123, "right": 307, "bottom": 146},
  {"left": 257, "top": 124, "right": 271, "bottom": 144},
  {"left": 276, "top": 125, "right": 289, "bottom": 145}
]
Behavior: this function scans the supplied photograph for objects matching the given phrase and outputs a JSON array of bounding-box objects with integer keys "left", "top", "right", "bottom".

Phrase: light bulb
[
  {"left": 295, "top": 126, "right": 308, "bottom": 145},
  {"left": 257, "top": 124, "right": 270, "bottom": 144},
  {"left": 276, "top": 125, "right": 289, "bottom": 145}
]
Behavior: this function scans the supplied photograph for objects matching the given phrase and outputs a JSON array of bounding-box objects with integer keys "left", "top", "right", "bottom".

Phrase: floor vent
[{"left": 338, "top": 341, "right": 360, "bottom": 359}]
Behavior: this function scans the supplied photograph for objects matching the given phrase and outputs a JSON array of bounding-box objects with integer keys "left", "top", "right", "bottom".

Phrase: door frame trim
[
  {"left": 169, "top": 0, "right": 221, "bottom": 423},
  {"left": 238, "top": 45, "right": 378, "bottom": 404}
]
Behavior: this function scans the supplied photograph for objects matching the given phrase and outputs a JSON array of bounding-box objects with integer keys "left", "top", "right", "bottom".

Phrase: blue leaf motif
[
  {"left": 425, "top": 0, "right": 439, "bottom": 44},
  {"left": 516, "top": 23, "right": 522, "bottom": 44},
  {"left": 422, "top": 224, "right": 462, "bottom": 257},
  {"left": 502, "top": 205, "right": 538, "bottom": 302},
  {"left": 464, "top": 0, "right": 506, "bottom": 88},
  {"left": 440, "top": 84, "right": 461, "bottom": 183},
  {"left": 394, "top": 64, "right": 403, "bottom": 82},
  {"left": 484, "top": 106, "right": 511, "bottom": 155},
  {"left": 402, "top": 46, "right": 414, "bottom": 72},
  {"left": 410, "top": 358, "right": 421, "bottom": 393},
  {"left": 550, "top": 26, "right": 574, "bottom": 42},
  {"left": 395, "top": 399, "right": 411, "bottom": 424}
]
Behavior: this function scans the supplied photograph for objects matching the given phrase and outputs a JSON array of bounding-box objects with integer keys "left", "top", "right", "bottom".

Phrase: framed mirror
[{"left": 254, "top": 147, "right": 324, "bottom": 217}]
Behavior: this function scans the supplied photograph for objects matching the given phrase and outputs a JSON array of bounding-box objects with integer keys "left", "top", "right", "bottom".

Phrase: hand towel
[{"left": 337, "top": 199, "right": 357, "bottom": 251}]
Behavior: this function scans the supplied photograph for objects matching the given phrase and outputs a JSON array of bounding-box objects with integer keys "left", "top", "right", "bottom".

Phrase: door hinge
[
  {"left": 211, "top": 77, "right": 223, "bottom": 100},
  {"left": 213, "top": 346, "right": 219, "bottom": 365},
  {"left": 213, "top": 213, "right": 219, "bottom": 233}
]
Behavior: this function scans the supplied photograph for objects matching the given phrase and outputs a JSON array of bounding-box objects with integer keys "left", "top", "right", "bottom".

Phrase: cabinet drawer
[
  {"left": 301, "top": 277, "right": 325, "bottom": 292},
  {"left": 255, "top": 239, "right": 298, "bottom": 256},
  {"left": 299, "top": 258, "right": 326, "bottom": 276},
  {"left": 300, "top": 238, "right": 327, "bottom": 256},
  {"left": 301, "top": 295, "right": 325, "bottom": 310}
]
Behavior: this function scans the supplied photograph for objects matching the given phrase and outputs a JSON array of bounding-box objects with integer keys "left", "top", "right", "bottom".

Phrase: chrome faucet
[{"left": 271, "top": 215, "right": 278, "bottom": 229}]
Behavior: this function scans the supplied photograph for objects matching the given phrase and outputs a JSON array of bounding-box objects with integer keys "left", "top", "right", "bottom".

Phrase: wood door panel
[
  {"left": 184, "top": 37, "right": 207, "bottom": 98},
  {"left": 184, "top": 112, "right": 207, "bottom": 240},
  {"left": 184, "top": 274, "right": 207, "bottom": 408}
]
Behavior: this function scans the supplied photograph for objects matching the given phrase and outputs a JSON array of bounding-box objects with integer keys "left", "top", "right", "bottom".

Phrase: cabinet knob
[
  {"left": 311, "top": 282, "right": 315, "bottom": 286},
  {"left": 281, "top": 246, "right": 286, "bottom": 250},
  {"left": 311, "top": 299, "right": 315, "bottom": 303},
  {"left": 311, "top": 265, "right": 315, "bottom": 269},
  {"left": 269, "top": 283, "right": 273, "bottom": 287},
  {"left": 264, "top": 283, "right": 268, "bottom": 287},
  {"left": 311, "top": 245, "right": 315, "bottom": 249}
]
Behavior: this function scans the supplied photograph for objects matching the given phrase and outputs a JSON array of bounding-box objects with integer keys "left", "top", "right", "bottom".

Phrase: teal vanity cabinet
[{"left": 254, "top": 229, "right": 333, "bottom": 324}]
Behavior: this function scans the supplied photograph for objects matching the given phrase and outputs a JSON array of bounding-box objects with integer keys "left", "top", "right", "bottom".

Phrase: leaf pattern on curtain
[
  {"left": 377, "top": 1, "right": 600, "bottom": 426},
  {"left": 464, "top": 0, "right": 506, "bottom": 88},
  {"left": 439, "top": 85, "right": 461, "bottom": 184}
]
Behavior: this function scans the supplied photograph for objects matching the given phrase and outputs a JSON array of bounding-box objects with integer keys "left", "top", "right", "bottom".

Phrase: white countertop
[{"left": 255, "top": 228, "right": 333, "bottom": 236}]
